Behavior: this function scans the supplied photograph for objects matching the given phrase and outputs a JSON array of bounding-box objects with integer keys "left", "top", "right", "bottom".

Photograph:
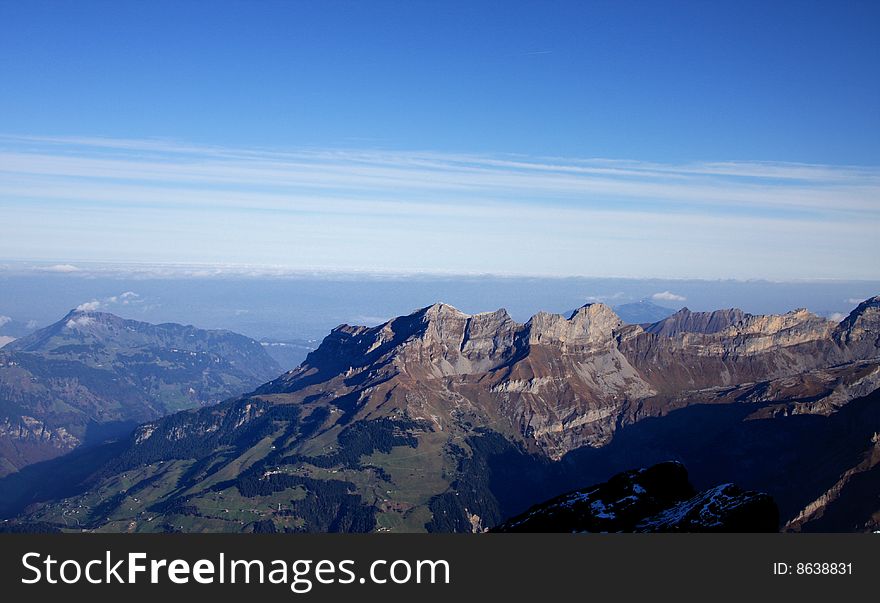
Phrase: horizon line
[{"left": 2, "top": 258, "right": 880, "bottom": 285}]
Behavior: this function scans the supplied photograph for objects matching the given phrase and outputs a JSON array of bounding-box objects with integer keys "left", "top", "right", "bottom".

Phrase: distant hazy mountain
[
  {"left": 9, "top": 296, "right": 880, "bottom": 532},
  {"left": 612, "top": 300, "right": 677, "bottom": 324},
  {"left": 0, "top": 310, "right": 281, "bottom": 476}
]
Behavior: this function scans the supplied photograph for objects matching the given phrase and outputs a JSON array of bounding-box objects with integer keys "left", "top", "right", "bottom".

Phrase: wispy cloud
[
  {"left": 0, "top": 135, "right": 878, "bottom": 280},
  {"left": 39, "top": 263, "right": 81, "bottom": 273},
  {"left": 515, "top": 50, "right": 554, "bottom": 57},
  {"left": 75, "top": 291, "right": 141, "bottom": 312},
  {"left": 2, "top": 134, "right": 878, "bottom": 217},
  {"left": 652, "top": 291, "right": 687, "bottom": 302},
  {"left": 584, "top": 292, "right": 627, "bottom": 303},
  {"left": 75, "top": 300, "right": 102, "bottom": 312},
  {"left": 65, "top": 315, "right": 96, "bottom": 329}
]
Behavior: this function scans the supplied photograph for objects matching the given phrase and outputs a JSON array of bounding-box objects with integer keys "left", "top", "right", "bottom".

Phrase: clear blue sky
[{"left": 1, "top": 1, "right": 878, "bottom": 279}]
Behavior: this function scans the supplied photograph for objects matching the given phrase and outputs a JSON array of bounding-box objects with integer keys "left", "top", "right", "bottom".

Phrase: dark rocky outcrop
[{"left": 492, "top": 462, "right": 779, "bottom": 533}]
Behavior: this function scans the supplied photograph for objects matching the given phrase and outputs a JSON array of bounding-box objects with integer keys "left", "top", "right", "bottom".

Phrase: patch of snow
[{"left": 590, "top": 499, "right": 616, "bottom": 520}]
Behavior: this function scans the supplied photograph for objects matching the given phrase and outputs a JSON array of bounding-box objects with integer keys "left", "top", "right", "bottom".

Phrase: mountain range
[
  {"left": 0, "top": 310, "right": 282, "bottom": 476},
  {"left": 3, "top": 295, "right": 879, "bottom": 533}
]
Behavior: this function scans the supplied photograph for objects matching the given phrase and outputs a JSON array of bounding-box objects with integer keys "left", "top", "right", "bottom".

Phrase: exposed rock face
[
  {"left": 528, "top": 304, "right": 623, "bottom": 346},
  {"left": 618, "top": 307, "right": 854, "bottom": 396},
  {"left": 646, "top": 307, "right": 746, "bottom": 336},
  {"left": 492, "top": 462, "right": 779, "bottom": 533},
  {"left": 0, "top": 415, "right": 81, "bottom": 476},
  {"left": 834, "top": 296, "right": 880, "bottom": 358},
  {"left": 0, "top": 416, "right": 79, "bottom": 449}
]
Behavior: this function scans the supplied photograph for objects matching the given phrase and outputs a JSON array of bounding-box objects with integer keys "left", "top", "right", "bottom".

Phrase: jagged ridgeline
[{"left": 8, "top": 296, "right": 880, "bottom": 533}]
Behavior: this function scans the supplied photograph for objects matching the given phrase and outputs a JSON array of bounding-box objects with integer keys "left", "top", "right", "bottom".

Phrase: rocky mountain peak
[
  {"left": 646, "top": 306, "right": 747, "bottom": 337},
  {"left": 527, "top": 303, "right": 622, "bottom": 345},
  {"left": 838, "top": 295, "right": 880, "bottom": 328},
  {"left": 420, "top": 302, "right": 468, "bottom": 320},
  {"left": 834, "top": 295, "right": 880, "bottom": 351},
  {"left": 415, "top": 303, "right": 470, "bottom": 345},
  {"left": 316, "top": 303, "right": 627, "bottom": 365}
]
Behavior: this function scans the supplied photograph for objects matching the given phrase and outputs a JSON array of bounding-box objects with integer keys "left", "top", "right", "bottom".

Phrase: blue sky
[{"left": 1, "top": 1, "right": 878, "bottom": 279}]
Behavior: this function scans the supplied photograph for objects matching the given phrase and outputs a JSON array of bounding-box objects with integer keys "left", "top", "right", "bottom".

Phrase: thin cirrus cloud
[{"left": 0, "top": 134, "right": 878, "bottom": 280}]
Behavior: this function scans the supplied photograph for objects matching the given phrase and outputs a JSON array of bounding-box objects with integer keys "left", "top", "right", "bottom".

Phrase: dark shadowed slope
[{"left": 492, "top": 461, "right": 778, "bottom": 533}]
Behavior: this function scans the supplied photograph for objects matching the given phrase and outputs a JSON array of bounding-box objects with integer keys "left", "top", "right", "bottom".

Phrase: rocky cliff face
[
  {"left": 834, "top": 296, "right": 880, "bottom": 356},
  {"left": 9, "top": 296, "right": 880, "bottom": 533}
]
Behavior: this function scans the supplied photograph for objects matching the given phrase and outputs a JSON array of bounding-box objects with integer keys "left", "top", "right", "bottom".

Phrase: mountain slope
[
  {"left": 0, "top": 310, "right": 282, "bottom": 475},
  {"left": 10, "top": 296, "right": 880, "bottom": 532}
]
